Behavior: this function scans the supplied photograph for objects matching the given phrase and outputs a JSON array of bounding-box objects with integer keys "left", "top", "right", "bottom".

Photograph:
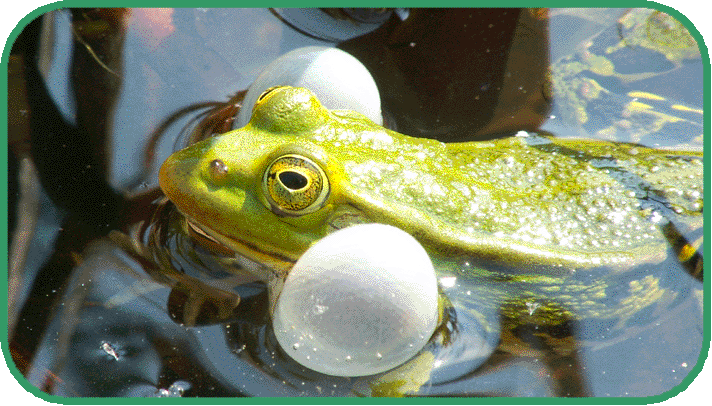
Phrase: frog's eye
[{"left": 263, "top": 154, "right": 329, "bottom": 216}]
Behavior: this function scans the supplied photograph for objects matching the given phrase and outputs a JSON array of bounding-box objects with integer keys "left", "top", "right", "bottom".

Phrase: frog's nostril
[{"left": 209, "top": 159, "right": 229, "bottom": 183}]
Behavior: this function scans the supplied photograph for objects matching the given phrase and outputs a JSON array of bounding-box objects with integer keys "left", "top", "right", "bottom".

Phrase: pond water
[{"left": 7, "top": 8, "right": 705, "bottom": 398}]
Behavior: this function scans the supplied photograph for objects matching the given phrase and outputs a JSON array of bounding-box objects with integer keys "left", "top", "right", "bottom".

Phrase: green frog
[{"left": 159, "top": 85, "right": 702, "bottom": 334}]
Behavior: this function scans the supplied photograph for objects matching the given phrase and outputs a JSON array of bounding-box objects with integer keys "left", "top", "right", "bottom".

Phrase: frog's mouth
[{"left": 185, "top": 217, "right": 295, "bottom": 278}]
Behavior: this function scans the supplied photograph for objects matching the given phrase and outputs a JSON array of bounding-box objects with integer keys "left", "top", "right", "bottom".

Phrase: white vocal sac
[{"left": 272, "top": 224, "right": 439, "bottom": 377}]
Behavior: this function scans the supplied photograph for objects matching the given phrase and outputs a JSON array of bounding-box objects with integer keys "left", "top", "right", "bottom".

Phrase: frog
[{"left": 159, "top": 85, "right": 702, "bottom": 334}]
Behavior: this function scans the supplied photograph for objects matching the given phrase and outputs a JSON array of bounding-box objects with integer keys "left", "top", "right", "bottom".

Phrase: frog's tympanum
[{"left": 159, "top": 85, "right": 702, "bottom": 381}]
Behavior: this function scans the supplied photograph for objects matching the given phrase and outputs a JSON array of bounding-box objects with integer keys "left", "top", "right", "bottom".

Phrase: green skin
[{"left": 159, "top": 86, "right": 702, "bottom": 326}]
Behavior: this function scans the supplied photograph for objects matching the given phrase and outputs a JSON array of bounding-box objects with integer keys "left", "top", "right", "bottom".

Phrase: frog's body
[{"left": 159, "top": 86, "right": 702, "bottom": 329}]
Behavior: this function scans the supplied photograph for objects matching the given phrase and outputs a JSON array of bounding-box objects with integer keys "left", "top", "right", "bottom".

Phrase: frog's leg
[{"left": 661, "top": 221, "right": 703, "bottom": 282}]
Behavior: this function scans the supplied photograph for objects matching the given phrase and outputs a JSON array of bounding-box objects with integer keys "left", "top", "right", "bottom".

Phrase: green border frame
[{"left": 1, "top": 0, "right": 709, "bottom": 404}]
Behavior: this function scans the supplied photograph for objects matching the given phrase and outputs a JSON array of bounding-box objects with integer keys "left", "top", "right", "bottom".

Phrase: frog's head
[{"left": 159, "top": 87, "right": 350, "bottom": 272}]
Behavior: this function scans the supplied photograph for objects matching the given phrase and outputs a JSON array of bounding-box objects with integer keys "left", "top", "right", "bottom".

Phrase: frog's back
[{"left": 317, "top": 112, "right": 702, "bottom": 269}]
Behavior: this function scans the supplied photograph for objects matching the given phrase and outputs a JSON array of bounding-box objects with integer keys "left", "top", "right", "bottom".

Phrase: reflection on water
[
  {"left": 545, "top": 9, "right": 703, "bottom": 151},
  {"left": 8, "top": 7, "right": 704, "bottom": 398}
]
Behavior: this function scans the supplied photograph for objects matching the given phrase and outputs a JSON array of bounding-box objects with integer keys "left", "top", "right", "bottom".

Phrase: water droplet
[
  {"left": 345, "top": 355, "right": 352, "bottom": 362},
  {"left": 439, "top": 276, "right": 457, "bottom": 288},
  {"left": 648, "top": 211, "right": 663, "bottom": 223},
  {"left": 526, "top": 301, "right": 540, "bottom": 315},
  {"left": 312, "top": 303, "right": 329, "bottom": 316},
  {"left": 100, "top": 342, "right": 120, "bottom": 361},
  {"left": 684, "top": 190, "right": 701, "bottom": 201},
  {"left": 376, "top": 352, "right": 383, "bottom": 360},
  {"left": 292, "top": 343, "right": 300, "bottom": 350}
]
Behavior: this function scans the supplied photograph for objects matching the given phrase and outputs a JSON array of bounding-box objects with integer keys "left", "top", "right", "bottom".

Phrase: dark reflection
[
  {"left": 271, "top": 8, "right": 393, "bottom": 43},
  {"left": 70, "top": 9, "right": 127, "bottom": 175},
  {"left": 7, "top": 7, "right": 704, "bottom": 399},
  {"left": 27, "top": 10, "right": 127, "bottom": 227},
  {"left": 339, "top": 8, "right": 551, "bottom": 141}
]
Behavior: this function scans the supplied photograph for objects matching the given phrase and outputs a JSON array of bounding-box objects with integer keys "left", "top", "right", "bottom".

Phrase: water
[{"left": 8, "top": 7, "right": 704, "bottom": 398}]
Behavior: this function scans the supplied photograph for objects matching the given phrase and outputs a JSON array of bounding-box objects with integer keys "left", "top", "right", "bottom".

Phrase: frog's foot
[
  {"left": 167, "top": 279, "right": 242, "bottom": 327},
  {"left": 661, "top": 221, "right": 703, "bottom": 282}
]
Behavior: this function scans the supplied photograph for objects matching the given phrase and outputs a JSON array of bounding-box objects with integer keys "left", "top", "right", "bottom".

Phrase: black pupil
[{"left": 279, "top": 171, "right": 308, "bottom": 190}]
